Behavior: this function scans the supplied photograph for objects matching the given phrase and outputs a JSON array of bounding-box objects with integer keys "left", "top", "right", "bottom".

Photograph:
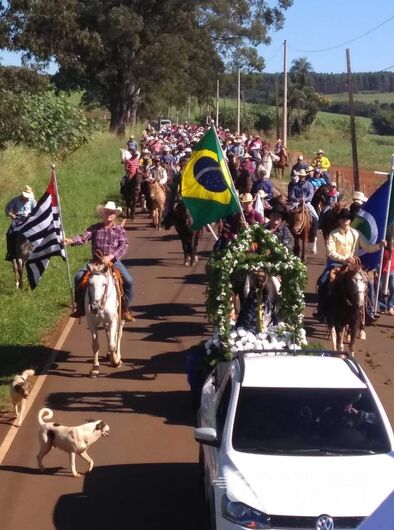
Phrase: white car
[{"left": 195, "top": 351, "right": 394, "bottom": 530}]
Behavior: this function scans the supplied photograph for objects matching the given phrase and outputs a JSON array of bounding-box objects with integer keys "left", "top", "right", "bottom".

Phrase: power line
[
  {"left": 288, "top": 14, "right": 394, "bottom": 53},
  {"left": 379, "top": 64, "right": 394, "bottom": 72},
  {"left": 264, "top": 43, "right": 283, "bottom": 67}
]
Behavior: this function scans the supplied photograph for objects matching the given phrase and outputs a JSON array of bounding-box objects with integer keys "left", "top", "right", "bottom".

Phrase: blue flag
[{"left": 351, "top": 181, "right": 391, "bottom": 270}]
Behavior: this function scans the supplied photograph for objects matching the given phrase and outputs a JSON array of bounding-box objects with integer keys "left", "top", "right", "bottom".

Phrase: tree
[{"left": 1, "top": 0, "right": 293, "bottom": 135}]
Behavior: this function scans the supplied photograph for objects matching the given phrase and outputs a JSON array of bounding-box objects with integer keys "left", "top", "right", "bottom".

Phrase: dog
[
  {"left": 10, "top": 369, "right": 35, "bottom": 426},
  {"left": 37, "top": 408, "right": 110, "bottom": 477}
]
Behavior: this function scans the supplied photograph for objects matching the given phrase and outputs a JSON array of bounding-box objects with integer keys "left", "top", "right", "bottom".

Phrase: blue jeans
[
  {"left": 379, "top": 272, "right": 394, "bottom": 310},
  {"left": 75, "top": 259, "right": 133, "bottom": 305}
]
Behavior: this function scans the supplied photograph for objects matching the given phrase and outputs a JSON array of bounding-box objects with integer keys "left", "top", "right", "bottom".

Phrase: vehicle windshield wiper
[{"left": 236, "top": 447, "right": 377, "bottom": 455}]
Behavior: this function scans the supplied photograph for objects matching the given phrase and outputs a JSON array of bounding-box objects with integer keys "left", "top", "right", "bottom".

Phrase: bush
[{"left": 372, "top": 110, "right": 394, "bottom": 135}]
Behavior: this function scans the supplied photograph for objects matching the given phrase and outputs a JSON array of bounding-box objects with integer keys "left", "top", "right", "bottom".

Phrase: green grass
[
  {"left": 0, "top": 126, "right": 144, "bottom": 409},
  {"left": 327, "top": 91, "right": 394, "bottom": 104}
]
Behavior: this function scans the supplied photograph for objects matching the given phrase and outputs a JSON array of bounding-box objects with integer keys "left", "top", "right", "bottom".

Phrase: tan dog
[
  {"left": 37, "top": 408, "right": 110, "bottom": 478},
  {"left": 10, "top": 369, "right": 35, "bottom": 426}
]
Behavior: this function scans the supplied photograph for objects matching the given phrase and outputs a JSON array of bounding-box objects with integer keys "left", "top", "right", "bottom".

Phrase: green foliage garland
[{"left": 206, "top": 224, "right": 307, "bottom": 361}]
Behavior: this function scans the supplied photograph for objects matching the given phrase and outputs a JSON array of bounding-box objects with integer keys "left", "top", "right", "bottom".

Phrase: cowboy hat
[
  {"left": 317, "top": 149, "right": 325, "bottom": 154},
  {"left": 257, "top": 189, "right": 268, "bottom": 198},
  {"left": 268, "top": 204, "right": 287, "bottom": 219},
  {"left": 352, "top": 191, "right": 368, "bottom": 203},
  {"left": 97, "top": 201, "right": 122, "bottom": 216},
  {"left": 240, "top": 192, "right": 254, "bottom": 203},
  {"left": 296, "top": 169, "right": 307, "bottom": 177},
  {"left": 307, "top": 165, "right": 315, "bottom": 172},
  {"left": 337, "top": 208, "right": 352, "bottom": 220},
  {"left": 20, "top": 185, "right": 34, "bottom": 199},
  {"left": 297, "top": 154, "right": 304, "bottom": 160},
  {"left": 242, "top": 153, "right": 252, "bottom": 159}
]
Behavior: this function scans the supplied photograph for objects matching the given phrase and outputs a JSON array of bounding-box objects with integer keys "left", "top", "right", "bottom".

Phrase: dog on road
[
  {"left": 10, "top": 369, "right": 35, "bottom": 427},
  {"left": 37, "top": 408, "right": 110, "bottom": 478}
]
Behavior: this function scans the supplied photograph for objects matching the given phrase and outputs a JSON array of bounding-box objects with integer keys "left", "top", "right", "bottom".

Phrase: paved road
[{"left": 0, "top": 216, "right": 393, "bottom": 530}]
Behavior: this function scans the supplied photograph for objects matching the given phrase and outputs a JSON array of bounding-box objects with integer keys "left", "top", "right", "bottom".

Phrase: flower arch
[{"left": 206, "top": 223, "right": 307, "bottom": 361}]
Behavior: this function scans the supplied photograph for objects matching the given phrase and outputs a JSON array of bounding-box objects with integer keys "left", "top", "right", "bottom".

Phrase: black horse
[
  {"left": 120, "top": 174, "right": 141, "bottom": 220},
  {"left": 6, "top": 230, "right": 33, "bottom": 289},
  {"left": 164, "top": 203, "right": 202, "bottom": 266}
]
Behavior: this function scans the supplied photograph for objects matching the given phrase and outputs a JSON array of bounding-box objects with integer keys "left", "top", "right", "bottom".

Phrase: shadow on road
[
  {"left": 53, "top": 462, "right": 209, "bottom": 530},
  {"left": 46, "top": 389, "right": 196, "bottom": 426}
]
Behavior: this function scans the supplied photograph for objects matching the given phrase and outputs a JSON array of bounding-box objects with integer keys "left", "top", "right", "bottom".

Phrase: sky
[
  {"left": 260, "top": 0, "right": 394, "bottom": 73},
  {"left": 0, "top": 0, "right": 393, "bottom": 75}
]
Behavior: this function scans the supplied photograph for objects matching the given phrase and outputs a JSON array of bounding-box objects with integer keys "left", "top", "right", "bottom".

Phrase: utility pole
[
  {"left": 283, "top": 40, "right": 288, "bottom": 148},
  {"left": 237, "top": 67, "right": 241, "bottom": 135},
  {"left": 346, "top": 48, "right": 360, "bottom": 191},
  {"left": 216, "top": 78, "right": 220, "bottom": 127}
]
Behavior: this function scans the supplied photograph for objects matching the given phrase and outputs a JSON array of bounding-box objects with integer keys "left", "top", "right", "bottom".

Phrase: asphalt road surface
[{"left": 0, "top": 214, "right": 393, "bottom": 530}]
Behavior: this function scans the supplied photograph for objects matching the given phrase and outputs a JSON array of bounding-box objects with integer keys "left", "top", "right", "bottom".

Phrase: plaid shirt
[{"left": 71, "top": 223, "right": 128, "bottom": 260}]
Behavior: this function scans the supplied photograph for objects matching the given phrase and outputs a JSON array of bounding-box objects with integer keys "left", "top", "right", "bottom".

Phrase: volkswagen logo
[{"left": 316, "top": 514, "right": 335, "bottom": 530}]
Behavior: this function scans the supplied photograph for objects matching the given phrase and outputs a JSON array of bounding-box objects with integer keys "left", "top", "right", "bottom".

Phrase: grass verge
[{"left": 0, "top": 127, "right": 143, "bottom": 410}]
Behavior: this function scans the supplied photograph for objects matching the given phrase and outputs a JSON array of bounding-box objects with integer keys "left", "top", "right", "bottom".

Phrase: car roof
[{"left": 240, "top": 354, "right": 367, "bottom": 389}]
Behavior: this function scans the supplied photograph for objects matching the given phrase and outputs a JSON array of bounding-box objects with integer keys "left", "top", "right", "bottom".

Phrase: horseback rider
[
  {"left": 312, "top": 149, "right": 331, "bottom": 179},
  {"left": 148, "top": 156, "right": 168, "bottom": 188},
  {"left": 314, "top": 207, "right": 385, "bottom": 322},
  {"left": 288, "top": 168, "right": 319, "bottom": 223},
  {"left": 350, "top": 191, "right": 368, "bottom": 220},
  {"left": 251, "top": 167, "right": 273, "bottom": 201},
  {"left": 5, "top": 185, "right": 36, "bottom": 261},
  {"left": 64, "top": 201, "right": 134, "bottom": 321}
]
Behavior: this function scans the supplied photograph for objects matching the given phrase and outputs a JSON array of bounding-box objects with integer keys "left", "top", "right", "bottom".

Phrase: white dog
[
  {"left": 37, "top": 408, "right": 110, "bottom": 478},
  {"left": 10, "top": 369, "right": 35, "bottom": 426}
]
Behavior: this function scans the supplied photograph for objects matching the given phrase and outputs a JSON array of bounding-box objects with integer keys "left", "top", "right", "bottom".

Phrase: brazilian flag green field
[{"left": 181, "top": 127, "right": 240, "bottom": 230}]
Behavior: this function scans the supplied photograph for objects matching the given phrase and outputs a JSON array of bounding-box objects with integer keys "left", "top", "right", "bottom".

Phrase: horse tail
[{"left": 38, "top": 408, "right": 53, "bottom": 426}]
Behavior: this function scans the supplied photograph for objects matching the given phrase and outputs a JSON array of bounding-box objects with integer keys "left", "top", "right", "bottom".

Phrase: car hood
[{"left": 222, "top": 451, "right": 394, "bottom": 517}]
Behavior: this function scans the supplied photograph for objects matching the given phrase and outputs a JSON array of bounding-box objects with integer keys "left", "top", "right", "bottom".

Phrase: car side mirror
[{"left": 194, "top": 427, "right": 219, "bottom": 447}]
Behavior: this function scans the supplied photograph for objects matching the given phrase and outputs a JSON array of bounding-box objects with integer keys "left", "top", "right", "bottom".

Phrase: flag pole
[
  {"left": 210, "top": 121, "right": 247, "bottom": 227},
  {"left": 373, "top": 154, "right": 394, "bottom": 314},
  {"left": 51, "top": 164, "right": 75, "bottom": 310}
]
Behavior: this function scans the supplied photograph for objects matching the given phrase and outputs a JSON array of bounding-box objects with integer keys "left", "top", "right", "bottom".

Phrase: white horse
[{"left": 85, "top": 263, "right": 124, "bottom": 377}]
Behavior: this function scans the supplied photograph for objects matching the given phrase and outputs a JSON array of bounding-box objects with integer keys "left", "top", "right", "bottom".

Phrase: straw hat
[
  {"left": 257, "top": 189, "right": 268, "bottom": 198},
  {"left": 97, "top": 201, "right": 122, "bottom": 216},
  {"left": 240, "top": 192, "right": 254, "bottom": 203},
  {"left": 352, "top": 191, "right": 368, "bottom": 203},
  {"left": 20, "top": 185, "right": 34, "bottom": 199},
  {"left": 296, "top": 169, "right": 307, "bottom": 177},
  {"left": 317, "top": 149, "right": 325, "bottom": 155}
]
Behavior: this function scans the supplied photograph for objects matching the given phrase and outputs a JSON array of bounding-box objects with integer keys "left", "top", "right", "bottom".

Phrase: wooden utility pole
[
  {"left": 346, "top": 48, "right": 360, "bottom": 191},
  {"left": 187, "top": 95, "right": 191, "bottom": 121},
  {"left": 283, "top": 40, "right": 288, "bottom": 148},
  {"left": 275, "top": 78, "right": 280, "bottom": 140},
  {"left": 216, "top": 78, "right": 220, "bottom": 127},
  {"left": 237, "top": 68, "right": 241, "bottom": 135}
]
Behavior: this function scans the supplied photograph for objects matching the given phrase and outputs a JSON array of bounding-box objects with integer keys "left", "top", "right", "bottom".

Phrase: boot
[{"left": 121, "top": 298, "right": 135, "bottom": 322}]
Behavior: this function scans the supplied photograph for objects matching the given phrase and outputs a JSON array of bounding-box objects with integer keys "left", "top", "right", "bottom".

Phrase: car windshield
[{"left": 232, "top": 387, "right": 391, "bottom": 455}]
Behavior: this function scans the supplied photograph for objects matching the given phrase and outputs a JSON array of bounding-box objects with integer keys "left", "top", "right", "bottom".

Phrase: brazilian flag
[{"left": 181, "top": 127, "right": 241, "bottom": 230}]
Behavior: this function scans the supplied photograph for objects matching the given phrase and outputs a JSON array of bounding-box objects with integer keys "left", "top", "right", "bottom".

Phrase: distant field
[{"left": 326, "top": 91, "right": 394, "bottom": 104}]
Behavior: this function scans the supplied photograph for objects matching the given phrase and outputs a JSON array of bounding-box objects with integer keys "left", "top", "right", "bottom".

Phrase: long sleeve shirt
[
  {"left": 5, "top": 196, "right": 37, "bottom": 222},
  {"left": 288, "top": 180, "right": 314, "bottom": 204},
  {"left": 313, "top": 156, "right": 331, "bottom": 171},
  {"left": 71, "top": 223, "right": 129, "bottom": 261},
  {"left": 251, "top": 179, "right": 273, "bottom": 200},
  {"left": 326, "top": 226, "right": 379, "bottom": 262}
]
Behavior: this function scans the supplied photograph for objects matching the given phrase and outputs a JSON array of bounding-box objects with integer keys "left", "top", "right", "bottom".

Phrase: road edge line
[{"left": 0, "top": 317, "right": 75, "bottom": 465}]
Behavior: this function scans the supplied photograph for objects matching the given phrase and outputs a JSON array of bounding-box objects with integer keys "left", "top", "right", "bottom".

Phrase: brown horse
[
  {"left": 147, "top": 180, "right": 166, "bottom": 229},
  {"left": 289, "top": 204, "right": 311, "bottom": 262},
  {"left": 326, "top": 261, "right": 368, "bottom": 355},
  {"left": 7, "top": 231, "right": 33, "bottom": 289},
  {"left": 166, "top": 203, "right": 202, "bottom": 266},
  {"left": 273, "top": 148, "right": 288, "bottom": 179},
  {"left": 319, "top": 202, "right": 343, "bottom": 242}
]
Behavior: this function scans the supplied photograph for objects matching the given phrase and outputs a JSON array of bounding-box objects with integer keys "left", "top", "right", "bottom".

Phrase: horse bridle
[{"left": 88, "top": 270, "right": 111, "bottom": 314}]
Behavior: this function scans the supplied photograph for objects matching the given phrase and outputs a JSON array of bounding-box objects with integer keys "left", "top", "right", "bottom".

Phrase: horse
[
  {"left": 311, "top": 185, "right": 330, "bottom": 217},
  {"left": 273, "top": 148, "right": 288, "bottom": 179},
  {"left": 319, "top": 202, "right": 343, "bottom": 242},
  {"left": 7, "top": 231, "right": 33, "bottom": 289},
  {"left": 289, "top": 204, "right": 311, "bottom": 262},
  {"left": 121, "top": 174, "right": 141, "bottom": 220},
  {"left": 326, "top": 260, "right": 368, "bottom": 355},
  {"left": 85, "top": 262, "right": 124, "bottom": 377},
  {"left": 166, "top": 202, "right": 202, "bottom": 266},
  {"left": 147, "top": 180, "right": 166, "bottom": 229}
]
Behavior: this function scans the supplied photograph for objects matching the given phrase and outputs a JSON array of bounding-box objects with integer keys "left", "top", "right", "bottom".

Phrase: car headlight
[{"left": 222, "top": 494, "right": 271, "bottom": 528}]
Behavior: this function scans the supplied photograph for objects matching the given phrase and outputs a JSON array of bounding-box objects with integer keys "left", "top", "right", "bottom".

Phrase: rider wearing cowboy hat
[
  {"left": 64, "top": 201, "right": 134, "bottom": 321},
  {"left": 5, "top": 185, "right": 37, "bottom": 261},
  {"left": 265, "top": 205, "right": 294, "bottom": 253},
  {"left": 313, "top": 207, "right": 386, "bottom": 322},
  {"left": 350, "top": 191, "right": 368, "bottom": 220}
]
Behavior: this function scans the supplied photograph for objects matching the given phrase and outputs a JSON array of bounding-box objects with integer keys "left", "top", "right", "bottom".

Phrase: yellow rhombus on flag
[{"left": 181, "top": 127, "right": 241, "bottom": 230}]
